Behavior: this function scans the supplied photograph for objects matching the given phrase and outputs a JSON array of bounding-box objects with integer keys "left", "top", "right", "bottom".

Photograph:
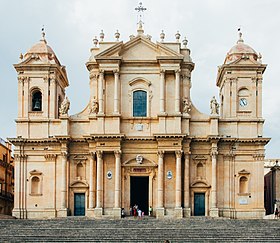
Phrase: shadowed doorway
[{"left": 130, "top": 176, "right": 149, "bottom": 215}]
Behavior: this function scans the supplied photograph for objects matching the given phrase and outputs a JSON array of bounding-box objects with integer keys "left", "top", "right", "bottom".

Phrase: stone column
[
  {"left": 113, "top": 70, "right": 120, "bottom": 114},
  {"left": 98, "top": 70, "right": 104, "bottom": 114},
  {"left": 157, "top": 151, "right": 165, "bottom": 218},
  {"left": 114, "top": 150, "right": 121, "bottom": 207},
  {"left": 159, "top": 70, "right": 165, "bottom": 113},
  {"left": 210, "top": 144, "right": 219, "bottom": 217},
  {"left": 183, "top": 150, "right": 191, "bottom": 217},
  {"left": 114, "top": 150, "right": 121, "bottom": 218},
  {"left": 49, "top": 76, "right": 56, "bottom": 119},
  {"left": 61, "top": 152, "right": 68, "bottom": 210},
  {"left": 175, "top": 150, "right": 183, "bottom": 218},
  {"left": 96, "top": 151, "right": 103, "bottom": 208},
  {"left": 89, "top": 152, "right": 95, "bottom": 209},
  {"left": 175, "top": 69, "right": 181, "bottom": 113},
  {"left": 23, "top": 77, "right": 29, "bottom": 118}
]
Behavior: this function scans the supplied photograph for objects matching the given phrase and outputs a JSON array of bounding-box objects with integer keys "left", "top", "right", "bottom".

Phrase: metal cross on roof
[{"left": 135, "top": 2, "right": 147, "bottom": 25}]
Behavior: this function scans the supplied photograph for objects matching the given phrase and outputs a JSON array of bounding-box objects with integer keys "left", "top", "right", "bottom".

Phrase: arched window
[
  {"left": 133, "top": 90, "right": 147, "bottom": 117},
  {"left": 239, "top": 176, "right": 248, "bottom": 194},
  {"left": 32, "top": 90, "right": 42, "bottom": 111},
  {"left": 197, "top": 163, "right": 203, "bottom": 178},
  {"left": 31, "top": 176, "right": 40, "bottom": 194}
]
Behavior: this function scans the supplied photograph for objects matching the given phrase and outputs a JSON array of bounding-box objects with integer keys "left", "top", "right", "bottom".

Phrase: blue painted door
[
  {"left": 74, "top": 193, "right": 85, "bottom": 216},
  {"left": 194, "top": 193, "right": 205, "bottom": 216}
]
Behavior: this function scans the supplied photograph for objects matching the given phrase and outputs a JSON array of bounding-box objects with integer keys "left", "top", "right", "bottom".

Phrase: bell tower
[
  {"left": 217, "top": 32, "right": 266, "bottom": 120},
  {"left": 14, "top": 30, "right": 69, "bottom": 138}
]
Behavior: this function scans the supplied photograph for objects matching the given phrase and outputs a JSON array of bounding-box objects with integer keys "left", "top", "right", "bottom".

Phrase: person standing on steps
[
  {"left": 275, "top": 208, "right": 279, "bottom": 219},
  {"left": 149, "top": 206, "right": 153, "bottom": 216}
]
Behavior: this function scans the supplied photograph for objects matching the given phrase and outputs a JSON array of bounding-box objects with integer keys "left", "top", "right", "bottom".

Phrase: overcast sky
[{"left": 0, "top": 0, "right": 279, "bottom": 158}]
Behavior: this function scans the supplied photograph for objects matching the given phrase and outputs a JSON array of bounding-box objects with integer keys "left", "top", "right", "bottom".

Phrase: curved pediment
[
  {"left": 123, "top": 156, "right": 157, "bottom": 167},
  {"left": 191, "top": 179, "right": 211, "bottom": 188},
  {"left": 70, "top": 180, "right": 89, "bottom": 188},
  {"left": 129, "top": 77, "right": 151, "bottom": 87}
]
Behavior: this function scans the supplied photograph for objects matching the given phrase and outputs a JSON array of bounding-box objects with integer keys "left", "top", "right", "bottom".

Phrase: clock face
[{"left": 239, "top": 98, "right": 248, "bottom": 107}]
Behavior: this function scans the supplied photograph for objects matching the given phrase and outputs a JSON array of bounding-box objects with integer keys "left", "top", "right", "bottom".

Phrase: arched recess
[
  {"left": 238, "top": 169, "right": 250, "bottom": 195},
  {"left": 238, "top": 87, "right": 250, "bottom": 111},
  {"left": 30, "top": 88, "right": 42, "bottom": 111},
  {"left": 29, "top": 170, "right": 43, "bottom": 196},
  {"left": 76, "top": 162, "right": 85, "bottom": 179},
  {"left": 196, "top": 162, "right": 204, "bottom": 178},
  {"left": 239, "top": 176, "right": 248, "bottom": 194}
]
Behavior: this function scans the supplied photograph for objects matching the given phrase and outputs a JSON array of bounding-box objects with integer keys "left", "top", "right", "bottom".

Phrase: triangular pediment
[
  {"left": 95, "top": 36, "right": 183, "bottom": 61},
  {"left": 228, "top": 56, "right": 260, "bottom": 65}
]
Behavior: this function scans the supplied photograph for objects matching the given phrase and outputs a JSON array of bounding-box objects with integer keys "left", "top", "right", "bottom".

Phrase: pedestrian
[
  {"left": 275, "top": 208, "right": 279, "bottom": 219},
  {"left": 142, "top": 211, "right": 144, "bottom": 218},
  {"left": 129, "top": 206, "right": 132, "bottom": 216},
  {"left": 138, "top": 209, "right": 142, "bottom": 219},
  {"left": 149, "top": 206, "right": 153, "bottom": 216}
]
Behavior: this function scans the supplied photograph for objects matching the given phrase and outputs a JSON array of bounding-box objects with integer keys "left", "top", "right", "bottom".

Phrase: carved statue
[
  {"left": 210, "top": 96, "right": 219, "bottom": 115},
  {"left": 182, "top": 97, "right": 192, "bottom": 114},
  {"left": 59, "top": 96, "right": 70, "bottom": 116},
  {"left": 136, "top": 155, "right": 143, "bottom": 164},
  {"left": 89, "top": 97, "right": 99, "bottom": 114}
]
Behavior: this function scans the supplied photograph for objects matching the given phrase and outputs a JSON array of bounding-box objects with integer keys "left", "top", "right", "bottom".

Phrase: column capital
[
  {"left": 157, "top": 150, "right": 165, "bottom": 158},
  {"left": 211, "top": 148, "right": 218, "bottom": 157},
  {"left": 160, "top": 69, "right": 165, "bottom": 74},
  {"left": 96, "top": 150, "right": 103, "bottom": 159},
  {"left": 89, "top": 151, "right": 96, "bottom": 159},
  {"left": 90, "top": 72, "right": 99, "bottom": 80},
  {"left": 61, "top": 151, "right": 68, "bottom": 159},
  {"left": 175, "top": 69, "right": 181, "bottom": 74},
  {"left": 175, "top": 150, "right": 183, "bottom": 158},
  {"left": 113, "top": 69, "right": 119, "bottom": 75},
  {"left": 99, "top": 69, "right": 105, "bottom": 74},
  {"left": 114, "top": 150, "right": 122, "bottom": 158}
]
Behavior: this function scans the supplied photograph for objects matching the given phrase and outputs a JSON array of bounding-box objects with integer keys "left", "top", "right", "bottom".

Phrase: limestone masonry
[{"left": 9, "top": 24, "right": 269, "bottom": 219}]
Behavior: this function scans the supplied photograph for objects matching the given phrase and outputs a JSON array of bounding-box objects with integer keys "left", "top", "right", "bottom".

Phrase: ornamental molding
[{"left": 44, "top": 154, "right": 57, "bottom": 161}]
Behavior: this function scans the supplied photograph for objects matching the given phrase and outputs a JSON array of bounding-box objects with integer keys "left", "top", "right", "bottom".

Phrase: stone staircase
[{"left": 0, "top": 217, "right": 280, "bottom": 242}]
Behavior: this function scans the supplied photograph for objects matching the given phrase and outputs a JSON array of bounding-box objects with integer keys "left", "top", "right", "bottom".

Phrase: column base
[
  {"left": 94, "top": 208, "right": 103, "bottom": 218},
  {"left": 209, "top": 208, "right": 219, "bottom": 217},
  {"left": 113, "top": 208, "right": 121, "bottom": 219},
  {"left": 87, "top": 208, "right": 95, "bottom": 217},
  {"left": 174, "top": 207, "right": 183, "bottom": 218},
  {"left": 183, "top": 207, "right": 191, "bottom": 217},
  {"left": 156, "top": 207, "right": 165, "bottom": 219},
  {"left": 57, "top": 208, "right": 69, "bottom": 217}
]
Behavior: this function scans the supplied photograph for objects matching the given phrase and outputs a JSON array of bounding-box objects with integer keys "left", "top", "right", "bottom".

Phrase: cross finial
[
  {"left": 237, "top": 27, "right": 244, "bottom": 43},
  {"left": 41, "top": 25, "right": 47, "bottom": 43},
  {"left": 135, "top": 2, "right": 147, "bottom": 30}
]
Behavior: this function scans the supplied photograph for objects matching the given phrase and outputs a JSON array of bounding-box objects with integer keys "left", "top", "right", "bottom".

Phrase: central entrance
[
  {"left": 194, "top": 192, "right": 205, "bottom": 216},
  {"left": 130, "top": 176, "right": 149, "bottom": 215}
]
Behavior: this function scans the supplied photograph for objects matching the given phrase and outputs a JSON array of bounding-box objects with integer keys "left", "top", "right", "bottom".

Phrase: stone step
[{"left": 0, "top": 217, "right": 279, "bottom": 242}]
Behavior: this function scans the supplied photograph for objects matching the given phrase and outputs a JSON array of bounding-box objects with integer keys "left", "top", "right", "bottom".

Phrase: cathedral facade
[{"left": 9, "top": 25, "right": 269, "bottom": 219}]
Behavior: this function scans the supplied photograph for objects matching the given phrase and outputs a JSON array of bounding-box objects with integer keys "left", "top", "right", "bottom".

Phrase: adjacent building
[
  {"left": 9, "top": 24, "right": 269, "bottom": 219},
  {"left": 264, "top": 159, "right": 280, "bottom": 215},
  {"left": 0, "top": 138, "right": 14, "bottom": 215}
]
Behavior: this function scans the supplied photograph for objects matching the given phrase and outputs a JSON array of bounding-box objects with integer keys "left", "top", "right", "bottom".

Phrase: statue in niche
[
  {"left": 89, "top": 97, "right": 99, "bottom": 114},
  {"left": 210, "top": 96, "right": 219, "bottom": 115},
  {"left": 182, "top": 97, "right": 192, "bottom": 114},
  {"left": 59, "top": 96, "right": 70, "bottom": 116}
]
